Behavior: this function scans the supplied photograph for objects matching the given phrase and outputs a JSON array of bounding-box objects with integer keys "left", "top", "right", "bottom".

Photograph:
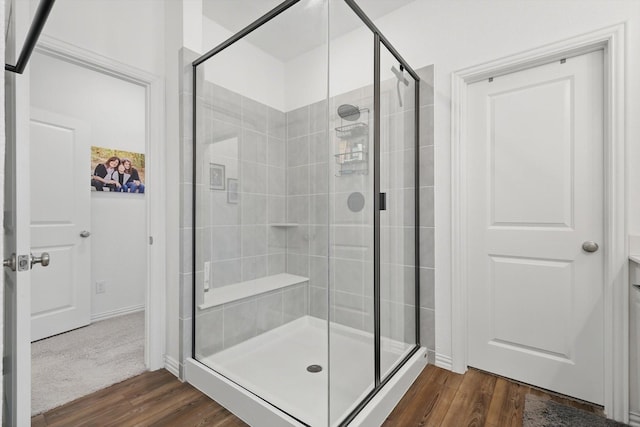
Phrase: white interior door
[
  {"left": 3, "top": 0, "right": 32, "bottom": 423},
  {"left": 466, "top": 50, "right": 604, "bottom": 404},
  {"left": 30, "top": 109, "right": 90, "bottom": 341}
]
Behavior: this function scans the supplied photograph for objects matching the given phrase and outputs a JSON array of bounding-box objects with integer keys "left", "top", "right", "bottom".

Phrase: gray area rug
[
  {"left": 31, "top": 311, "right": 146, "bottom": 415},
  {"left": 523, "top": 394, "right": 628, "bottom": 427}
]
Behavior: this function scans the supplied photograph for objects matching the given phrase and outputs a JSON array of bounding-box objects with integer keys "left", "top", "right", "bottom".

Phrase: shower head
[
  {"left": 337, "top": 104, "right": 361, "bottom": 121},
  {"left": 391, "top": 65, "right": 409, "bottom": 86}
]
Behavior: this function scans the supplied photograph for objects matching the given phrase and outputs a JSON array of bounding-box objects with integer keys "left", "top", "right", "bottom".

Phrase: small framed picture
[
  {"left": 209, "top": 163, "right": 225, "bottom": 190},
  {"left": 227, "top": 178, "right": 239, "bottom": 204}
]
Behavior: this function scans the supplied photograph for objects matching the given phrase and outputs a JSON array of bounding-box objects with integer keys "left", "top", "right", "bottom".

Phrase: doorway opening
[{"left": 28, "top": 46, "right": 148, "bottom": 415}]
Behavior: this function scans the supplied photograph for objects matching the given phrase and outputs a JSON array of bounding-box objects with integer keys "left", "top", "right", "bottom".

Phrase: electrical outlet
[{"left": 96, "top": 280, "right": 106, "bottom": 294}]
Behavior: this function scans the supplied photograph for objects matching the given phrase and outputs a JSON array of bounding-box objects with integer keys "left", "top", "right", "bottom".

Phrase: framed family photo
[{"left": 90, "top": 146, "right": 146, "bottom": 194}]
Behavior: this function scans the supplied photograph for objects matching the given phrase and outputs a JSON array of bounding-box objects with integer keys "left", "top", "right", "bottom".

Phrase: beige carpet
[{"left": 31, "top": 311, "right": 146, "bottom": 415}]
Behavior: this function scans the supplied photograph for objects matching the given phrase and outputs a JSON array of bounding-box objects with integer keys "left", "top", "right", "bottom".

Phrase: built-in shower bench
[{"left": 198, "top": 273, "right": 309, "bottom": 310}]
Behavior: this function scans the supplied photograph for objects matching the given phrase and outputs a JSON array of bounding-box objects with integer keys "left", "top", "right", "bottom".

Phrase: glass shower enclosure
[{"left": 189, "top": 0, "right": 422, "bottom": 425}]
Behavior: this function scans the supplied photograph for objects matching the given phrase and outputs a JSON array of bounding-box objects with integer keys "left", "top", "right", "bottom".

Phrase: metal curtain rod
[{"left": 5, "top": 0, "right": 56, "bottom": 74}]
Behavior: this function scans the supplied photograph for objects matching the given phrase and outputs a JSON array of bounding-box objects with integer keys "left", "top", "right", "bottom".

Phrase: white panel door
[
  {"left": 4, "top": 0, "right": 32, "bottom": 422},
  {"left": 467, "top": 50, "right": 604, "bottom": 404},
  {"left": 30, "top": 109, "right": 91, "bottom": 341}
]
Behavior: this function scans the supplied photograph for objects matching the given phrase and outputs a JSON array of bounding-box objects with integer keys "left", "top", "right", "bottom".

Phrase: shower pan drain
[{"left": 306, "top": 364, "right": 323, "bottom": 373}]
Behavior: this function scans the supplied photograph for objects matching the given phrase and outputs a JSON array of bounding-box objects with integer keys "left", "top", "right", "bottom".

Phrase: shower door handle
[{"left": 379, "top": 193, "right": 387, "bottom": 211}]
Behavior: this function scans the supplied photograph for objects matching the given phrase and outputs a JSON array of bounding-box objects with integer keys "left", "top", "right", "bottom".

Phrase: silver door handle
[
  {"left": 582, "top": 241, "right": 599, "bottom": 253},
  {"left": 3, "top": 253, "right": 16, "bottom": 271},
  {"left": 30, "top": 253, "right": 50, "bottom": 268},
  {"left": 80, "top": 230, "right": 91, "bottom": 238}
]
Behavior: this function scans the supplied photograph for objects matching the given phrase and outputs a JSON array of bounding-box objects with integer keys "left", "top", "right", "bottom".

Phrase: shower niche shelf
[{"left": 335, "top": 108, "right": 370, "bottom": 176}]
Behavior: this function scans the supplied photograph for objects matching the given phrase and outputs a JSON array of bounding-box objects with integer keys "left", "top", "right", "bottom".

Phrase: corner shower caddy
[{"left": 335, "top": 108, "right": 370, "bottom": 176}]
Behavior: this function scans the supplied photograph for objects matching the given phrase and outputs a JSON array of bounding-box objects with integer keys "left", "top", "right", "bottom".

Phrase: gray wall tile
[
  {"left": 268, "top": 107, "right": 286, "bottom": 139},
  {"left": 267, "top": 137, "right": 285, "bottom": 168},
  {"left": 241, "top": 129, "right": 267, "bottom": 164},
  {"left": 211, "top": 226, "right": 240, "bottom": 261},
  {"left": 419, "top": 145, "right": 434, "bottom": 187},
  {"left": 242, "top": 96, "right": 268, "bottom": 133},
  {"left": 224, "top": 299, "right": 258, "bottom": 348},
  {"left": 241, "top": 255, "right": 267, "bottom": 281},
  {"left": 283, "top": 284, "right": 309, "bottom": 323},
  {"left": 242, "top": 194, "right": 267, "bottom": 224},
  {"left": 287, "top": 105, "right": 309, "bottom": 139},
  {"left": 268, "top": 196, "right": 286, "bottom": 224},
  {"left": 257, "top": 291, "right": 284, "bottom": 334},
  {"left": 310, "top": 286, "right": 328, "bottom": 319},
  {"left": 268, "top": 253, "right": 286, "bottom": 275},
  {"left": 309, "top": 131, "right": 328, "bottom": 163},
  {"left": 268, "top": 167, "right": 286, "bottom": 196},
  {"left": 195, "top": 308, "right": 223, "bottom": 357},
  {"left": 419, "top": 307, "right": 435, "bottom": 351},
  {"left": 310, "top": 99, "right": 328, "bottom": 134},
  {"left": 287, "top": 135, "right": 309, "bottom": 168},
  {"left": 211, "top": 259, "right": 241, "bottom": 288},
  {"left": 419, "top": 267, "right": 435, "bottom": 310},
  {"left": 241, "top": 225, "right": 267, "bottom": 257},
  {"left": 287, "top": 253, "right": 309, "bottom": 277},
  {"left": 419, "top": 227, "right": 435, "bottom": 269}
]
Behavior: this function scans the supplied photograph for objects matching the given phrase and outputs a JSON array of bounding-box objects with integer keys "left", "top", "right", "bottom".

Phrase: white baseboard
[
  {"left": 435, "top": 353, "right": 453, "bottom": 371},
  {"left": 91, "top": 304, "right": 145, "bottom": 322},
  {"left": 630, "top": 411, "right": 640, "bottom": 426},
  {"left": 165, "top": 355, "right": 180, "bottom": 378}
]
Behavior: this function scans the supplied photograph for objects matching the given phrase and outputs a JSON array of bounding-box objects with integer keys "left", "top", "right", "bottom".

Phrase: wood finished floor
[{"left": 32, "top": 365, "right": 603, "bottom": 427}]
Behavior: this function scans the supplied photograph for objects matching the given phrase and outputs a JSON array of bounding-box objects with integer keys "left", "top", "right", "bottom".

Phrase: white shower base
[{"left": 186, "top": 315, "right": 427, "bottom": 426}]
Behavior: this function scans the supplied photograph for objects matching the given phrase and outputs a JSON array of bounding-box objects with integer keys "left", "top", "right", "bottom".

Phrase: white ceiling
[{"left": 202, "top": 0, "right": 416, "bottom": 61}]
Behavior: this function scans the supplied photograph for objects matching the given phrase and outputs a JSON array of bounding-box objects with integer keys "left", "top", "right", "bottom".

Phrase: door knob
[
  {"left": 3, "top": 253, "right": 16, "bottom": 271},
  {"left": 30, "top": 252, "right": 50, "bottom": 268},
  {"left": 582, "top": 241, "right": 599, "bottom": 253},
  {"left": 80, "top": 230, "right": 91, "bottom": 238}
]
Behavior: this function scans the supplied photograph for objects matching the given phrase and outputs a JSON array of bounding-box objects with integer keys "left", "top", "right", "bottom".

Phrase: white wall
[
  {"left": 166, "top": 0, "right": 184, "bottom": 377},
  {"left": 38, "top": 0, "right": 166, "bottom": 75},
  {"left": 30, "top": 52, "right": 147, "bottom": 319},
  {"left": 37, "top": 0, "right": 167, "bottom": 325},
  {"left": 202, "top": 17, "right": 286, "bottom": 110},
  {"left": 361, "top": 0, "right": 640, "bottom": 363}
]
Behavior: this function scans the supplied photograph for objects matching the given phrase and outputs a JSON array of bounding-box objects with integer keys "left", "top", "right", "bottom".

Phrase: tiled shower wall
[
  {"left": 284, "top": 100, "right": 330, "bottom": 318},
  {"left": 192, "top": 76, "right": 287, "bottom": 286},
  {"left": 282, "top": 66, "right": 435, "bottom": 359}
]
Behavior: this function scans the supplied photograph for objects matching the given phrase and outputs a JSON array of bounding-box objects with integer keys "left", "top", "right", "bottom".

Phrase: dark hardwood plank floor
[{"left": 33, "top": 365, "right": 603, "bottom": 426}]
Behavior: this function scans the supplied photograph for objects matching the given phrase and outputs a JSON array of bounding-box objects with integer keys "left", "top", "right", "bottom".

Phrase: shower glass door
[
  {"left": 193, "top": 1, "right": 330, "bottom": 425},
  {"left": 379, "top": 44, "right": 418, "bottom": 380},
  {"left": 328, "top": 0, "right": 375, "bottom": 424}
]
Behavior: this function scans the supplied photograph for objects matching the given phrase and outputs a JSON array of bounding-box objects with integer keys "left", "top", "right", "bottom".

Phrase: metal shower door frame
[{"left": 191, "top": 1, "right": 422, "bottom": 425}]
